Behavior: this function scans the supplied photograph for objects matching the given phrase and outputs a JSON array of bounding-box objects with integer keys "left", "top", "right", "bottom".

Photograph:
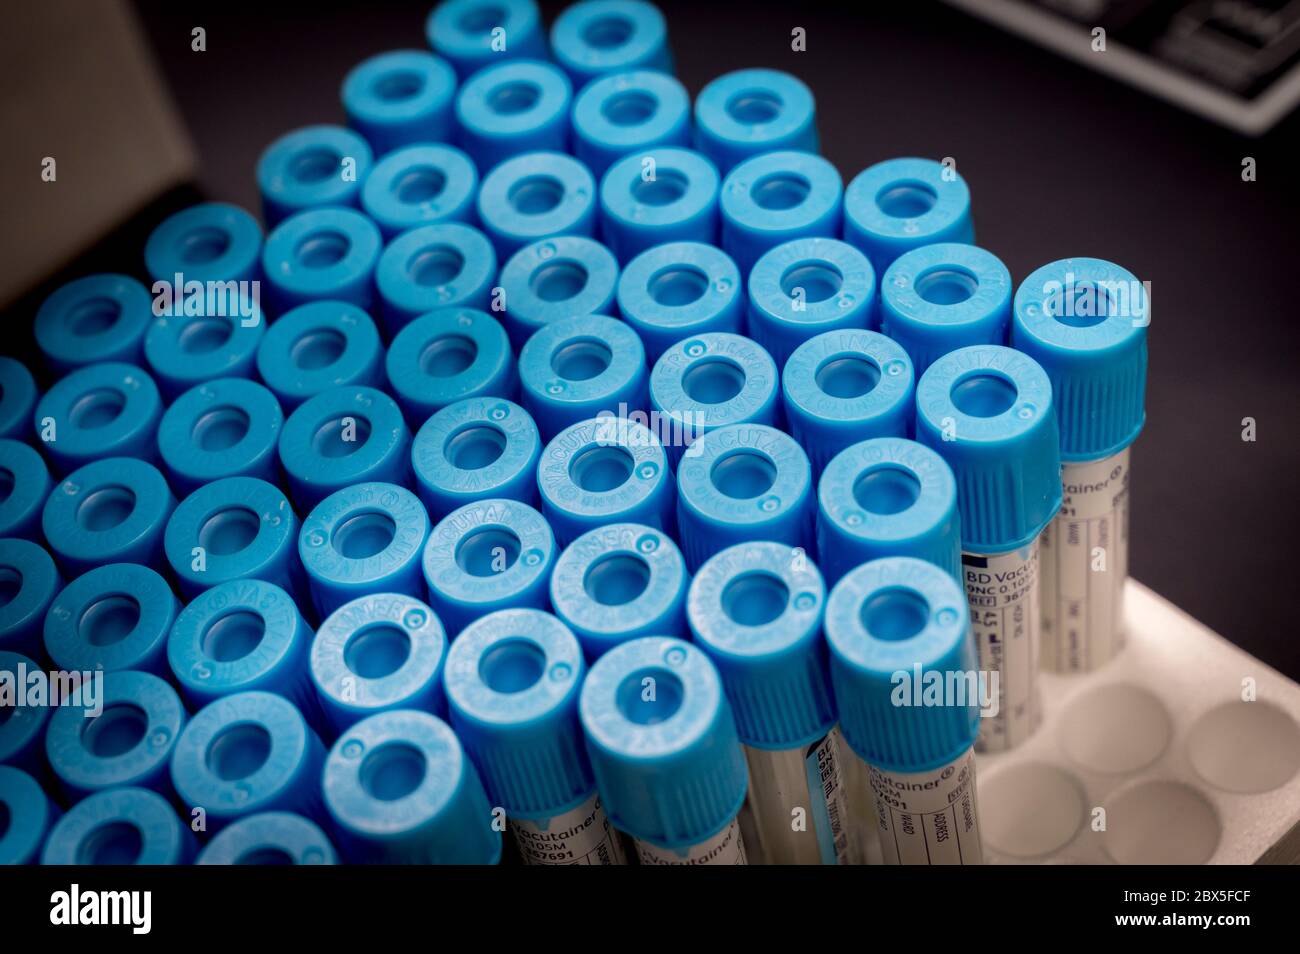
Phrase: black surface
[{"left": 15, "top": 0, "right": 1300, "bottom": 677}]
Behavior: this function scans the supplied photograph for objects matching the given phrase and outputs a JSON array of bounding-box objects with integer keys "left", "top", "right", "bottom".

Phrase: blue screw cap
[
  {"left": 498, "top": 235, "right": 618, "bottom": 348},
  {"left": 915, "top": 345, "right": 1063, "bottom": 553},
  {"left": 158, "top": 378, "right": 285, "bottom": 496},
  {"left": 257, "top": 125, "right": 374, "bottom": 226},
  {"left": 35, "top": 274, "right": 153, "bottom": 373},
  {"left": 574, "top": 70, "right": 690, "bottom": 179},
  {"left": 42, "top": 457, "right": 175, "bottom": 578},
  {"left": 0, "top": 543, "right": 61, "bottom": 661},
  {"left": 300, "top": 483, "right": 431, "bottom": 619},
  {"left": 843, "top": 157, "right": 974, "bottom": 277},
  {"left": 0, "top": 439, "right": 50, "bottom": 541},
  {"left": 1012, "top": 257, "right": 1149, "bottom": 461},
  {"left": 550, "top": 523, "right": 687, "bottom": 661},
  {"left": 41, "top": 786, "right": 196, "bottom": 864},
  {"left": 262, "top": 207, "right": 382, "bottom": 317},
  {"left": 43, "top": 564, "right": 177, "bottom": 678},
  {"left": 0, "top": 766, "right": 56, "bottom": 864},
  {"left": 748, "top": 237, "right": 875, "bottom": 369},
  {"left": 426, "top": 0, "right": 547, "bottom": 80},
  {"left": 323, "top": 709, "right": 501, "bottom": 863},
  {"left": 279, "top": 386, "right": 412, "bottom": 513},
  {"left": 538, "top": 417, "right": 672, "bottom": 547},
  {"left": 825, "top": 557, "right": 979, "bottom": 772},
  {"left": 164, "top": 476, "right": 302, "bottom": 600},
  {"left": 144, "top": 308, "right": 264, "bottom": 402},
  {"left": 34, "top": 362, "right": 162, "bottom": 475},
  {"left": 412, "top": 396, "right": 541, "bottom": 520},
  {"left": 386, "top": 307, "right": 517, "bottom": 426},
  {"left": 423, "top": 498, "right": 555, "bottom": 635},
  {"left": 0, "top": 358, "right": 37, "bottom": 442},
  {"left": 676, "top": 423, "right": 812, "bottom": 572},
  {"left": 144, "top": 202, "right": 263, "bottom": 286},
  {"left": 599, "top": 146, "right": 720, "bottom": 264},
  {"left": 310, "top": 593, "right": 447, "bottom": 738},
  {"left": 456, "top": 60, "right": 573, "bottom": 172},
  {"left": 687, "top": 541, "right": 833, "bottom": 749},
  {"left": 817, "top": 437, "right": 961, "bottom": 586},
  {"left": 551, "top": 0, "right": 672, "bottom": 86},
  {"left": 342, "top": 50, "right": 458, "bottom": 156},
  {"left": 445, "top": 608, "right": 592, "bottom": 818},
  {"left": 361, "top": 143, "right": 479, "bottom": 239},
  {"left": 694, "top": 69, "right": 817, "bottom": 174},
  {"left": 478, "top": 153, "right": 597, "bottom": 262},
  {"left": 579, "top": 636, "right": 747, "bottom": 849},
  {"left": 45, "top": 670, "right": 186, "bottom": 802},
  {"left": 375, "top": 222, "right": 498, "bottom": 336},
  {"left": 0, "top": 651, "right": 55, "bottom": 774},
  {"left": 616, "top": 241, "right": 742, "bottom": 363},
  {"left": 171, "top": 691, "right": 328, "bottom": 832},
  {"left": 721, "top": 151, "right": 843, "bottom": 276},
  {"left": 255, "top": 301, "right": 382, "bottom": 414},
  {"left": 167, "top": 579, "right": 319, "bottom": 721},
  {"left": 197, "top": 811, "right": 338, "bottom": 865}
]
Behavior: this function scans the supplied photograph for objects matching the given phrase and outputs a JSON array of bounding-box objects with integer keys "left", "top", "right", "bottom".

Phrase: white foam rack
[{"left": 972, "top": 580, "right": 1300, "bottom": 865}]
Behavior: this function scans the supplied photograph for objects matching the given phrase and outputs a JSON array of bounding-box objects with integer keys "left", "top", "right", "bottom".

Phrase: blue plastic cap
[
  {"left": 158, "top": 378, "right": 285, "bottom": 496},
  {"left": 34, "top": 362, "right": 162, "bottom": 475},
  {"left": 0, "top": 439, "right": 50, "bottom": 541},
  {"left": 675, "top": 423, "right": 813, "bottom": 572},
  {"left": 0, "top": 651, "right": 55, "bottom": 774},
  {"left": 817, "top": 437, "right": 961, "bottom": 586},
  {"left": 550, "top": 0, "right": 672, "bottom": 85},
  {"left": 41, "top": 786, "right": 195, "bottom": 865},
  {"left": 0, "top": 543, "right": 60, "bottom": 661},
  {"left": 342, "top": 49, "right": 458, "bottom": 156},
  {"left": 43, "top": 564, "right": 177, "bottom": 678},
  {"left": 412, "top": 396, "right": 541, "bottom": 520},
  {"left": 579, "top": 636, "right": 747, "bottom": 848},
  {"left": 1012, "top": 257, "right": 1149, "bottom": 461},
  {"left": 144, "top": 308, "right": 264, "bottom": 402},
  {"left": 825, "top": 557, "right": 979, "bottom": 772},
  {"left": 323, "top": 709, "right": 501, "bottom": 864},
  {"left": 300, "top": 482, "right": 431, "bottom": 619},
  {"left": 167, "top": 579, "right": 319, "bottom": 721},
  {"left": 748, "top": 237, "right": 875, "bottom": 369},
  {"left": 426, "top": 0, "right": 547, "bottom": 80},
  {"left": 687, "top": 541, "right": 834, "bottom": 750},
  {"left": 477, "top": 153, "right": 597, "bottom": 263},
  {"left": 0, "top": 357, "right": 37, "bottom": 442},
  {"left": 375, "top": 222, "right": 498, "bottom": 337},
  {"left": 915, "top": 345, "right": 1063, "bottom": 552},
  {"left": 256, "top": 125, "right": 373, "bottom": 226},
  {"left": 423, "top": 497, "right": 556, "bottom": 636},
  {"left": 537, "top": 417, "right": 672, "bottom": 548},
  {"left": 497, "top": 235, "right": 618, "bottom": 348},
  {"left": 782, "top": 329, "right": 913, "bottom": 477},
  {"left": 456, "top": 61, "right": 573, "bottom": 173},
  {"left": 45, "top": 669, "right": 185, "bottom": 801},
  {"left": 550, "top": 522, "right": 687, "bottom": 661},
  {"left": 361, "top": 143, "right": 479, "bottom": 239},
  {"left": 616, "top": 242, "right": 743, "bottom": 363},
  {"left": 261, "top": 207, "right": 382, "bottom": 317},
  {"left": 881, "top": 243, "right": 1012, "bottom": 378},
  {"left": 42, "top": 457, "right": 175, "bottom": 578},
  {"left": 445, "top": 608, "right": 593, "bottom": 818},
  {"left": 0, "top": 766, "right": 56, "bottom": 864},
  {"left": 575, "top": 71, "right": 691, "bottom": 179},
  {"left": 721, "top": 151, "right": 843, "bottom": 276},
  {"left": 35, "top": 274, "right": 153, "bottom": 373},
  {"left": 694, "top": 68, "right": 817, "bottom": 174},
  {"left": 310, "top": 593, "right": 447, "bottom": 738},
  {"left": 197, "top": 811, "right": 338, "bottom": 865},
  {"left": 386, "top": 307, "right": 517, "bottom": 426},
  {"left": 599, "top": 146, "right": 720, "bottom": 264},
  {"left": 256, "top": 302, "right": 382, "bottom": 413},
  {"left": 144, "top": 202, "right": 263, "bottom": 285},
  {"left": 843, "top": 157, "right": 974, "bottom": 276},
  {"left": 171, "top": 691, "right": 327, "bottom": 831}
]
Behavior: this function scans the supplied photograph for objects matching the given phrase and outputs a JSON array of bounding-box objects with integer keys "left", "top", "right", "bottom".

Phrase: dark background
[{"left": 11, "top": 1, "right": 1299, "bottom": 677}]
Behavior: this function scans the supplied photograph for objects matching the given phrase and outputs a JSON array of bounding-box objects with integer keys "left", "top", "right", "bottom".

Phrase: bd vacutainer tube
[
  {"left": 915, "top": 345, "right": 1062, "bottom": 752},
  {"left": 825, "top": 557, "right": 984, "bottom": 865},
  {"left": 1012, "top": 258, "right": 1148, "bottom": 672},
  {"left": 444, "top": 609, "right": 627, "bottom": 865},
  {"left": 687, "top": 541, "right": 853, "bottom": 865},
  {"left": 579, "top": 636, "right": 750, "bottom": 864}
]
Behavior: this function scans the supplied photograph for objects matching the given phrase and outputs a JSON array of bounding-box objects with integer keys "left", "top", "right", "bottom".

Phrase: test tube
[
  {"left": 915, "top": 345, "right": 1062, "bottom": 752},
  {"left": 1012, "top": 259, "right": 1148, "bottom": 672},
  {"left": 825, "top": 557, "right": 984, "bottom": 865}
]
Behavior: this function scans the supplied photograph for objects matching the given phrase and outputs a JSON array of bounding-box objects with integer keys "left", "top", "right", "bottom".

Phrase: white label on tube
[
  {"left": 805, "top": 727, "right": 852, "bottom": 864},
  {"left": 963, "top": 540, "right": 1041, "bottom": 752},
  {"left": 867, "top": 749, "right": 983, "bottom": 865},
  {"left": 1040, "top": 448, "right": 1130, "bottom": 672},
  {"left": 635, "top": 817, "right": 748, "bottom": 865},
  {"left": 511, "top": 792, "right": 627, "bottom": 865}
]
